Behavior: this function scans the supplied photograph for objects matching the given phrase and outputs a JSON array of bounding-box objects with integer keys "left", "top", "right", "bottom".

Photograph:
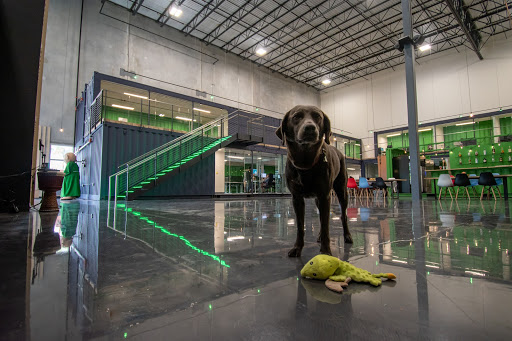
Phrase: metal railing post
[
  {"left": 154, "top": 151, "right": 157, "bottom": 185},
  {"left": 126, "top": 164, "right": 129, "bottom": 202},
  {"left": 179, "top": 139, "right": 182, "bottom": 169},
  {"left": 114, "top": 174, "right": 118, "bottom": 227},
  {"left": 201, "top": 128, "right": 204, "bottom": 152}
]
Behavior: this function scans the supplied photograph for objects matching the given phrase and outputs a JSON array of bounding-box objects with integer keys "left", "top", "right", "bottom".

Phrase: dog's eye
[
  {"left": 310, "top": 262, "right": 313, "bottom": 265},
  {"left": 312, "top": 113, "right": 321, "bottom": 120},
  {"left": 313, "top": 273, "right": 317, "bottom": 276}
]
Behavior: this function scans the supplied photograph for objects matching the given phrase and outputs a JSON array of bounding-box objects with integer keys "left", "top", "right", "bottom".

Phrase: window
[{"left": 50, "top": 144, "right": 73, "bottom": 171}]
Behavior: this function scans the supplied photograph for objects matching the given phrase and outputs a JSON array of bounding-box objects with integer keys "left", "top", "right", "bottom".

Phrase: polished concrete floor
[{"left": 1, "top": 196, "right": 511, "bottom": 340}]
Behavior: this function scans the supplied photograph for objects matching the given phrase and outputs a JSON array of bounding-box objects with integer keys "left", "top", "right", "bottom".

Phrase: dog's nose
[{"left": 304, "top": 124, "right": 316, "bottom": 133}]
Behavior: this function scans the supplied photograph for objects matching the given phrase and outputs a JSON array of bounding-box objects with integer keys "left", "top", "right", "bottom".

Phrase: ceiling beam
[
  {"left": 130, "top": 0, "right": 145, "bottom": 15},
  {"left": 445, "top": 0, "right": 483, "bottom": 60}
]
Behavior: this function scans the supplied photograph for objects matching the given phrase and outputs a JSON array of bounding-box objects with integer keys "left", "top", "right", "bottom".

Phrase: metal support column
[{"left": 401, "top": 0, "right": 422, "bottom": 202}]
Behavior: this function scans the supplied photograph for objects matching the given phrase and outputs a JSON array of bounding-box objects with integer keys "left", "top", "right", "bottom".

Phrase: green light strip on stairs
[
  {"left": 117, "top": 205, "right": 230, "bottom": 268},
  {"left": 126, "top": 136, "right": 232, "bottom": 195}
]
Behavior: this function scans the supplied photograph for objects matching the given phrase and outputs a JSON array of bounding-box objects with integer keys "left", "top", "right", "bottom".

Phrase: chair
[
  {"left": 358, "top": 177, "right": 372, "bottom": 198},
  {"left": 492, "top": 173, "right": 503, "bottom": 199},
  {"left": 347, "top": 177, "right": 358, "bottom": 197},
  {"left": 374, "top": 177, "right": 388, "bottom": 198},
  {"left": 437, "top": 174, "right": 454, "bottom": 200},
  {"left": 478, "top": 172, "right": 497, "bottom": 200},
  {"left": 454, "top": 174, "right": 471, "bottom": 200},
  {"left": 467, "top": 173, "right": 479, "bottom": 197}
]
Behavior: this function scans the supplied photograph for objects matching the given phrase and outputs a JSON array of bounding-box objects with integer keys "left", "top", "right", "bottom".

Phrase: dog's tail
[{"left": 372, "top": 273, "right": 397, "bottom": 280}]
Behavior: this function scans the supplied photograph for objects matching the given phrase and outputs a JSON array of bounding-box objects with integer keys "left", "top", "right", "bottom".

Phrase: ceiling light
[
  {"left": 387, "top": 133, "right": 401, "bottom": 137},
  {"left": 59, "top": 128, "right": 64, "bottom": 132},
  {"left": 175, "top": 116, "right": 197, "bottom": 122},
  {"left": 418, "top": 128, "right": 432, "bottom": 132},
  {"left": 419, "top": 44, "right": 431, "bottom": 52},
  {"left": 355, "top": 143, "right": 360, "bottom": 146},
  {"left": 227, "top": 236, "right": 245, "bottom": 241},
  {"left": 322, "top": 79, "right": 331, "bottom": 85},
  {"left": 124, "top": 92, "right": 148, "bottom": 99},
  {"left": 456, "top": 122, "right": 474, "bottom": 126},
  {"left": 333, "top": 137, "right": 337, "bottom": 141},
  {"left": 193, "top": 108, "right": 211, "bottom": 113},
  {"left": 112, "top": 104, "right": 134, "bottom": 110},
  {"left": 158, "top": 114, "right": 165, "bottom": 117},
  {"left": 169, "top": 6, "right": 182, "bottom": 17},
  {"left": 227, "top": 155, "right": 244, "bottom": 160},
  {"left": 347, "top": 168, "right": 355, "bottom": 170},
  {"left": 392, "top": 259, "right": 408, "bottom": 264},
  {"left": 255, "top": 47, "right": 267, "bottom": 56}
]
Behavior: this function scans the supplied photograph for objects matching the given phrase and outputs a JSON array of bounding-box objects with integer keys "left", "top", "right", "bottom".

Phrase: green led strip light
[
  {"left": 117, "top": 136, "right": 231, "bottom": 198},
  {"left": 117, "top": 204, "right": 230, "bottom": 268}
]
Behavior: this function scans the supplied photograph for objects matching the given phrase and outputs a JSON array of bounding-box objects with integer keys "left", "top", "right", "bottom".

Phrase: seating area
[
  {"left": 436, "top": 172, "right": 505, "bottom": 201},
  {"left": 346, "top": 177, "right": 391, "bottom": 199}
]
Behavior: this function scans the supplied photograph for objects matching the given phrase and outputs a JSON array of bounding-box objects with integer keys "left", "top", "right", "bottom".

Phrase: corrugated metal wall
[
  {"left": 99, "top": 122, "right": 214, "bottom": 198},
  {"left": 76, "top": 125, "right": 103, "bottom": 200}
]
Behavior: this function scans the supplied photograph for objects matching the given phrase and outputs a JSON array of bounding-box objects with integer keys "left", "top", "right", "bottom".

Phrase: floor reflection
[{"left": 20, "top": 197, "right": 512, "bottom": 339}]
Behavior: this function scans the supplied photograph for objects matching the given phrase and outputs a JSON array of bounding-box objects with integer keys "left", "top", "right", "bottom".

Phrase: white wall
[
  {"left": 41, "top": 0, "right": 320, "bottom": 144},
  {"left": 321, "top": 35, "right": 512, "bottom": 159}
]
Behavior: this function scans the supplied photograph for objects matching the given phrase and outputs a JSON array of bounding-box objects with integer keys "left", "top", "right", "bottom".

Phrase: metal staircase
[{"left": 108, "top": 113, "right": 240, "bottom": 203}]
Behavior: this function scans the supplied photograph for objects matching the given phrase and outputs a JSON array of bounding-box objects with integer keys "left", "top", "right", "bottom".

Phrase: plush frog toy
[{"left": 301, "top": 254, "right": 396, "bottom": 293}]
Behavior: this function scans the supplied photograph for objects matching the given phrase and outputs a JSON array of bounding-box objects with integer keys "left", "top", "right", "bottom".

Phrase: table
[
  {"left": 355, "top": 178, "right": 407, "bottom": 198},
  {"left": 425, "top": 174, "right": 512, "bottom": 201}
]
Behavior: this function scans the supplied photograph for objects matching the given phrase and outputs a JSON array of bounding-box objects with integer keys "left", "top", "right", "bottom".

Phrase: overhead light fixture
[
  {"left": 456, "top": 122, "right": 474, "bottom": 126},
  {"left": 333, "top": 137, "right": 337, "bottom": 141},
  {"left": 347, "top": 168, "right": 355, "bottom": 170},
  {"left": 387, "top": 133, "right": 401, "bottom": 137},
  {"left": 469, "top": 113, "right": 474, "bottom": 117},
  {"left": 419, "top": 44, "right": 431, "bottom": 52},
  {"left": 158, "top": 114, "right": 165, "bottom": 117},
  {"left": 169, "top": 6, "right": 183, "bottom": 17},
  {"left": 59, "top": 128, "right": 64, "bottom": 132},
  {"left": 112, "top": 104, "right": 135, "bottom": 110},
  {"left": 124, "top": 92, "right": 148, "bottom": 99},
  {"left": 392, "top": 259, "right": 408, "bottom": 264},
  {"left": 175, "top": 116, "right": 197, "bottom": 122},
  {"left": 355, "top": 143, "right": 360, "bottom": 146},
  {"left": 418, "top": 128, "right": 432, "bottom": 132},
  {"left": 322, "top": 79, "right": 332, "bottom": 85},
  {"left": 193, "top": 108, "right": 211, "bottom": 113},
  {"left": 227, "top": 236, "right": 245, "bottom": 241},
  {"left": 227, "top": 155, "right": 244, "bottom": 160},
  {"left": 255, "top": 47, "right": 267, "bottom": 56}
]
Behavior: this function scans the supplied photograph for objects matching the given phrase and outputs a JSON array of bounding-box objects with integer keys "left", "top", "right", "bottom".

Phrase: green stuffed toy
[{"left": 301, "top": 254, "right": 396, "bottom": 293}]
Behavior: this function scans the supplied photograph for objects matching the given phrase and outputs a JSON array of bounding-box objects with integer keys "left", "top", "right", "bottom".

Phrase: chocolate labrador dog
[{"left": 276, "top": 105, "right": 353, "bottom": 257}]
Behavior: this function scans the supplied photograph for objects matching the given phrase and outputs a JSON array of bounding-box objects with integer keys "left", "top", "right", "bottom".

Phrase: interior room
[{"left": 2, "top": 1, "right": 512, "bottom": 340}]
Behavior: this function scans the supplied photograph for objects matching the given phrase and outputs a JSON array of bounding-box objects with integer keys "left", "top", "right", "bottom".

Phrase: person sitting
[
  {"left": 262, "top": 174, "right": 275, "bottom": 192},
  {"left": 60, "top": 152, "right": 81, "bottom": 200}
]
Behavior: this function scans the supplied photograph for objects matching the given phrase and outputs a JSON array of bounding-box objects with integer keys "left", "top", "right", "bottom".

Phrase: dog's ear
[
  {"left": 322, "top": 111, "right": 332, "bottom": 145},
  {"left": 276, "top": 109, "right": 292, "bottom": 146}
]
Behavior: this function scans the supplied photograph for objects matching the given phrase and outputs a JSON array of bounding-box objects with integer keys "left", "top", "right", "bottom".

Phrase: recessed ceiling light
[
  {"left": 322, "top": 79, "right": 331, "bottom": 85},
  {"left": 169, "top": 6, "right": 182, "bottom": 17},
  {"left": 418, "top": 128, "right": 432, "bottom": 132},
  {"left": 419, "top": 44, "right": 431, "bottom": 52},
  {"left": 456, "top": 122, "right": 474, "bottom": 126},
  {"left": 124, "top": 92, "right": 148, "bottom": 99},
  {"left": 255, "top": 47, "right": 267, "bottom": 56},
  {"left": 193, "top": 108, "right": 211, "bottom": 113},
  {"left": 387, "top": 133, "right": 401, "bottom": 137},
  {"left": 112, "top": 104, "right": 134, "bottom": 110}
]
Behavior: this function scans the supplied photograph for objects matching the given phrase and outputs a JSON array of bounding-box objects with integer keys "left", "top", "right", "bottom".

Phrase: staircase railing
[{"left": 108, "top": 113, "right": 231, "bottom": 203}]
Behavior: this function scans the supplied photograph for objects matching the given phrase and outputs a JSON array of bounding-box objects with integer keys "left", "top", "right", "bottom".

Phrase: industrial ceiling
[{"left": 106, "top": 0, "right": 512, "bottom": 89}]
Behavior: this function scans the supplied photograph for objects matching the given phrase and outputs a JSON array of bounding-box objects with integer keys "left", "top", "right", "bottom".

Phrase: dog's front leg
[
  {"left": 288, "top": 195, "right": 305, "bottom": 257},
  {"left": 317, "top": 194, "right": 332, "bottom": 255}
]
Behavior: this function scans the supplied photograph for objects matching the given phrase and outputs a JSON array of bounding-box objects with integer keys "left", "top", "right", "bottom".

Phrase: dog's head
[{"left": 275, "top": 105, "right": 331, "bottom": 145}]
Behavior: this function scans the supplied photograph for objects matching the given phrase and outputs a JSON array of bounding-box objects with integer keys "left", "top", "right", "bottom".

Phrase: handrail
[{"left": 118, "top": 112, "right": 230, "bottom": 169}]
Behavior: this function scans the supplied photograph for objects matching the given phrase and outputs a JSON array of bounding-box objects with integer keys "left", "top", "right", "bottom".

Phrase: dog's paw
[
  {"left": 319, "top": 246, "right": 332, "bottom": 255},
  {"left": 344, "top": 234, "right": 353, "bottom": 244},
  {"left": 288, "top": 247, "right": 302, "bottom": 257}
]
